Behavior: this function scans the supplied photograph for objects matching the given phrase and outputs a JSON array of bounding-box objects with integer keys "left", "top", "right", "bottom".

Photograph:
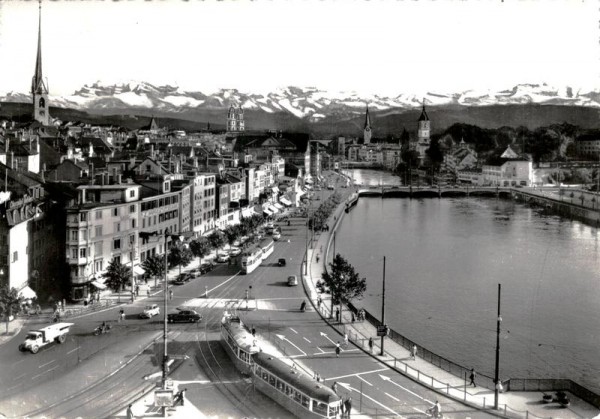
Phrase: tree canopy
[
  {"left": 103, "top": 259, "right": 131, "bottom": 298},
  {"left": 0, "top": 287, "right": 22, "bottom": 334}
]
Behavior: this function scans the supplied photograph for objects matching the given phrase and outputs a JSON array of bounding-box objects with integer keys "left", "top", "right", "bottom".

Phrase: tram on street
[
  {"left": 220, "top": 313, "right": 260, "bottom": 372},
  {"left": 251, "top": 352, "right": 342, "bottom": 419},
  {"left": 260, "top": 238, "right": 274, "bottom": 260},
  {"left": 241, "top": 247, "right": 263, "bottom": 274}
]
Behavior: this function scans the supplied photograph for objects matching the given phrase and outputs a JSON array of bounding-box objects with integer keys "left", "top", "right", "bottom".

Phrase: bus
[
  {"left": 241, "top": 247, "right": 263, "bottom": 274},
  {"left": 260, "top": 238, "right": 274, "bottom": 261},
  {"left": 252, "top": 352, "right": 342, "bottom": 419}
]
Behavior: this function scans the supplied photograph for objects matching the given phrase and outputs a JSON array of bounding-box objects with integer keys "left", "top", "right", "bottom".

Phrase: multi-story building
[
  {"left": 190, "top": 173, "right": 216, "bottom": 235},
  {"left": 481, "top": 146, "right": 533, "bottom": 187},
  {"left": 226, "top": 105, "right": 245, "bottom": 133},
  {"left": 414, "top": 103, "right": 431, "bottom": 163},
  {"left": 575, "top": 136, "right": 600, "bottom": 158},
  {"left": 65, "top": 180, "right": 141, "bottom": 301},
  {"left": 31, "top": 3, "right": 51, "bottom": 126},
  {"left": 381, "top": 145, "right": 402, "bottom": 169}
]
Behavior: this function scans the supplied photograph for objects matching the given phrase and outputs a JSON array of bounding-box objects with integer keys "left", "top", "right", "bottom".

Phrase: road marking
[
  {"left": 289, "top": 328, "right": 298, "bottom": 334},
  {"left": 39, "top": 359, "right": 56, "bottom": 369},
  {"left": 315, "top": 346, "right": 325, "bottom": 353},
  {"left": 385, "top": 392, "right": 400, "bottom": 402},
  {"left": 14, "top": 373, "right": 27, "bottom": 381},
  {"left": 275, "top": 334, "right": 307, "bottom": 357},
  {"left": 303, "top": 337, "right": 311, "bottom": 343},
  {"left": 326, "top": 368, "right": 388, "bottom": 381},
  {"left": 357, "top": 375, "right": 373, "bottom": 386},
  {"left": 338, "top": 382, "right": 402, "bottom": 417},
  {"left": 31, "top": 365, "right": 59, "bottom": 380},
  {"left": 67, "top": 347, "right": 80, "bottom": 355},
  {"left": 379, "top": 374, "right": 433, "bottom": 404},
  {"left": 319, "top": 331, "right": 337, "bottom": 345}
]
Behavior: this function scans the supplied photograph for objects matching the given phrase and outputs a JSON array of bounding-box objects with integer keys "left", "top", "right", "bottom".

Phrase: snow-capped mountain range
[{"left": 2, "top": 81, "right": 600, "bottom": 122}]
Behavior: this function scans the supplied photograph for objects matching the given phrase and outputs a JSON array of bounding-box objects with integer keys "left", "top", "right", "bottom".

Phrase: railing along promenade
[
  {"left": 357, "top": 185, "right": 513, "bottom": 198},
  {"left": 316, "top": 188, "right": 600, "bottom": 418}
]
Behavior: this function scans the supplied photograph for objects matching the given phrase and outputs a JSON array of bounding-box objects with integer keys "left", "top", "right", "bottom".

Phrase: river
[{"left": 337, "top": 170, "right": 600, "bottom": 393}]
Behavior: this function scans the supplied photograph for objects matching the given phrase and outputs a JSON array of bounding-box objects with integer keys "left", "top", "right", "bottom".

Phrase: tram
[
  {"left": 252, "top": 352, "right": 342, "bottom": 419},
  {"left": 220, "top": 313, "right": 260, "bottom": 372},
  {"left": 241, "top": 247, "right": 263, "bottom": 274},
  {"left": 259, "top": 238, "right": 274, "bottom": 260}
]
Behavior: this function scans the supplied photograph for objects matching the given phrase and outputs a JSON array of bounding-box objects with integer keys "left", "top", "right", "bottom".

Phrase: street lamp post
[
  {"left": 380, "top": 256, "right": 386, "bottom": 356},
  {"left": 494, "top": 283, "right": 502, "bottom": 410},
  {"left": 162, "top": 231, "right": 169, "bottom": 387}
]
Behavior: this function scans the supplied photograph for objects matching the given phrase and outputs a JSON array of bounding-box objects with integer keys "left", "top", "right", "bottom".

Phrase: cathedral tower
[
  {"left": 227, "top": 104, "right": 245, "bottom": 133},
  {"left": 363, "top": 105, "right": 372, "bottom": 144},
  {"left": 32, "top": 1, "right": 50, "bottom": 126}
]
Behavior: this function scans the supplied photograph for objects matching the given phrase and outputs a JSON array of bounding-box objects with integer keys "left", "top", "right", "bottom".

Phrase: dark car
[
  {"left": 199, "top": 262, "right": 215, "bottom": 274},
  {"left": 278, "top": 258, "right": 286, "bottom": 267},
  {"left": 173, "top": 273, "right": 192, "bottom": 285},
  {"left": 167, "top": 309, "right": 202, "bottom": 323}
]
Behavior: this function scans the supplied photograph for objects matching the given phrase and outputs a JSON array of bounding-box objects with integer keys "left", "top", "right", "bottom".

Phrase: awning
[
  {"left": 274, "top": 203, "right": 284, "bottom": 210},
  {"left": 268, "top": 205, "right": 279, "bottom": 214},
  {"left": 91, "top": 281, "right": 107, "bottom": 290},
  {"left": 133, "top": 265, "right": 145, "bottom": 276},
  {"left": 263, "top": 208, "right": 273, "bottom": 216},
  {"left": 18, "top": 286, "right": 37, "bottom": 300},
  {"left": 272, "top": 187, "right": 279, "bottom": 193},
  {"left": 280, "top": 197, "right": 292, "bottom": 206}
]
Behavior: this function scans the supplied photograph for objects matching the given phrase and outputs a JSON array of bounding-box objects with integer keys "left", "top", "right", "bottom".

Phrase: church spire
[
  {"left": 32, "top": 0, "right": 47, "bottom": 95},
  {"left": 364, "top": 105, "right": 371, "bottom": 129},
  {"left": 418, "top": 98, "right": 429, "bottom": 121},
  {"left": 363, "top": 104, "right": 372, "bottom": 144}
]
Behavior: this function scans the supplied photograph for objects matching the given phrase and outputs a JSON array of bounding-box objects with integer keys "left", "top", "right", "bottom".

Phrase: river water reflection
[{"left": 337, "top": 170, "right": 600, "bottom": 392}]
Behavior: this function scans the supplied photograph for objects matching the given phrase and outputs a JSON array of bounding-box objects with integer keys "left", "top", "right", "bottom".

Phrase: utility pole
[
  {"left": 162, "top": 231, "right": 169, "bottom": 417},
  {"left": 380, "top": 256, "right": 386, "bottom": 356},
  {"left": 494, "top": 283, "right": 502, "bottom": 410}
]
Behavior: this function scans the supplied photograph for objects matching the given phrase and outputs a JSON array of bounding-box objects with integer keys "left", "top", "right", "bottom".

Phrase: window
[
  {"left": 82, "top": 230, "right": 88, "bottom": 240},
  {"left": 129, "top": 234, "right": 135, "bottom": 245},
  {"left": 71, "top": 230, "right": 78, "bottom": 241},
  {"left": 94, "top": 260, "right": 103, "bottom": 272},
  {"left": 95, "top": 210, "right": 103, "bottom": 219},
  {"left": 95, "top": 226, "right": 103, "bottom": 237},
  {"left": 94, "top": 241, "right": 103, "bottom": 255},
  {"left": 129, "top": 190, "right": 135, "bottom": 198},
  {"left": 115, "top": 222, "right": 121, "bottom": 232},
  {"left": 131, "top": 219, "right": 136, "bottom": 228},
  {"left": 79, "top": 248, "right": 87, "bottom": 258},
  {"left": 113, "top": 208, "right": 119, "bottom": 217},
  {"left": 80, "top": 212, "right": 87, "bottom": 222},
  {"left": 113, "top": 239, "right": 121, "bottom": 250},
  {"left": 71, "top": 248, "right": 78, "bottom": 259},
  {"left": 129, "top": 205, "right": 135, "bottom": 213},
  {"left": 113, "top": 255, "right": 121, "bottom": 264}
]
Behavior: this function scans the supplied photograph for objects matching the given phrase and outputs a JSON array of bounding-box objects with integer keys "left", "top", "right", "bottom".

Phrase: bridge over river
[{"left": 357, "top": 185, "right": 514, "bottom": 198}]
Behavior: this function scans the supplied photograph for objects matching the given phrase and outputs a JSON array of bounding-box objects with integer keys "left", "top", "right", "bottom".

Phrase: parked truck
[{"left": 19, "top": 323, "right": 74, "bottom": 354}]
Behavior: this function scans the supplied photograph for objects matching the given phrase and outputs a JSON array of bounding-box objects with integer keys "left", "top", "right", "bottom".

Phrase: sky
[{"left": 0, "top": 0, "right": 598, "bottom": 97}]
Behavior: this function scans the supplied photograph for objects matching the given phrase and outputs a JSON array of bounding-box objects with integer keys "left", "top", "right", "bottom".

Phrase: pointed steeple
[
  {"left": 364, "top": 105, "right": 371, "bottom": 129},
  {"left": 32, "top": 0, "right": 47, "bottom": 95},
  {"left": 418, "top": 99, "right": 429, "bottom": 121}
]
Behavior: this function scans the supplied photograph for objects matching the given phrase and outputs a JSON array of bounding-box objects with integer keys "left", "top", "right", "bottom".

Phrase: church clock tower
[
  {"left": 363, "top": 105, "right": 372, "bottom": 144},
  {"left": 32, "top": 1, "right": 50, "bottom": 126}
]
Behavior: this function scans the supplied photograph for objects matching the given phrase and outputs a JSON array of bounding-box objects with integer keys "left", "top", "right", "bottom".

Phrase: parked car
[
  {"left": 188, "top": 268, "right": 201, "bottom": 278},
  {"left": 140, "top": 304, "right": 160, "bottom": 318},
  {"left": 278, "top": 258, "right": 286, "bottom": 267},
  {"left": 199, "top": 262, "right": 215, "bottom": 274},
  {"left": 287, "top": 275, "right": 298, "bottom": 286},
  {"left": 273, "top": 231, "right": 281, "bottom": 241},
  {"left": 167, "top": 309, "right": 202, "bottom": 323},
  {"left": 216, "top": 253, "right": 230, "bottom": 263},
  {"left": 173, "top": 273, "right": 192, "bottom": 285},
  {"left": 229, "top": 247, "right": 241, "bottom": 256}
]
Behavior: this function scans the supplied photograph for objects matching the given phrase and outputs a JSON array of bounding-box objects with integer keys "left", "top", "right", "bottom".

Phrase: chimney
[
  {"left": 80, "top": 188, "right": 86, "bottom": 204},
  {"left": 150, "top": 144, "right": 155, "bottom": 158},
  {"left": 194, "top": 157, "right": 198, "bottom": 168},
  {"left": 117, "top": 174, "right": 122, "bottom": 184}
]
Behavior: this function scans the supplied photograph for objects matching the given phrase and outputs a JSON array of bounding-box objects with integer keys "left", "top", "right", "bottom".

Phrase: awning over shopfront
[
  {"left": 280, "top": 197, "right": 292, "bottom": 206},
  {"left": 268, "top": 205, "right": 279, "bottom": 214},
  {"left": 91, "top": 281, "right": 107, "bottom": 290},
  {"left": 18, "top": 286, "right": 37, "bottom": 300},
  {"left": 274, "top": 203, "right": 284, "bottom": 210},
  {"left": 263, "top": 208, "right": 273, "bottom": 216},
  {"left": 133, "top": 266, "right": 145, "bottom": 276}
]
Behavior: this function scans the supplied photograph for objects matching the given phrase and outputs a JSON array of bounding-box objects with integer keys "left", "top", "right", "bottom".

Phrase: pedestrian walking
[
  {"left": 343, "top": 332, "right": 348, "bottom": 347},
  {"left": 169, "top": 289, "right": 173, "bottom": 300},
  {"left": 126, "top": 404, "right": 134, "bottom": 419},
  {"left": 119, "top": 308, "right": 125, "bottom": 322},
  {"left": 147, "top": 289, "right": 150, "bottom": 297},
  {"left": 411, "top": 344, "right": 417, "bottom": 360},
  {"left": 135, "top": 285, "right": 139, "bottom": 296},
  {"left": 332, "top": 381, "right": 338, "bottom": 394},
  {"left": 341, "top": 399, "right": 346, "bottom": 417},
  {"left": 469, "top": 368, "right": 477, "bottom": 387},
  {"left": 335, "top": 308, "right": 340, "bottom": 323},
  {"left": 335, "top": 341, "right": 341, "bottom": 357},
  {"left": 316, "top": 255, "right": 320, "bottom": 263},
  {"left": 345, "top": 397, "right": 352, "bottom": 418},
  {"left": 251, "top": 327, "right": 256, "bottom": 336},
  {"left": 351, "top": 312, "right": 355, "bottom": 323},
  {"left": 368, "top": 337, "right": 374, "bottom": 353},
  {"left": 317, "top": 296, "right": 322, "bottom": 311}
]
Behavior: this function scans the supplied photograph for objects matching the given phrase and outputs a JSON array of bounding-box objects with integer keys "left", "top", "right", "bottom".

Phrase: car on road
[
  {"left": 287, "top": 275, "right": 298, "bottom": 286},
  {"left": 140, "top": 304, "right": 160, "bottom": 318},
  {"left": 273, "top": 231, "right": 281, "bottom": 241},
  {"left": 188, "top": 268, "right": 201, "bottom": 278},
  {"left": 173, "top": 273, "right": 192, "bottom": 285},
  {"left": 278, "top": 258, "right": 286, "bottom": 267},
  {"left": 229, "top": 247, "right": 241, "bottom": 256},
  {"left": 216, "top": 253, "right": 230, "bottom": 263},
  {"left": 199, "top": 262, "right": 215, "bottom": 274},
  {"left": 167, "top": 309, "right": 202, "bottom": 323}
]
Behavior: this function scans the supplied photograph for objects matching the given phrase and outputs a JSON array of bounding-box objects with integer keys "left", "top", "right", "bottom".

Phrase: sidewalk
[{"left": 303, "top": 185, "right": 600, "bottom": 419}]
